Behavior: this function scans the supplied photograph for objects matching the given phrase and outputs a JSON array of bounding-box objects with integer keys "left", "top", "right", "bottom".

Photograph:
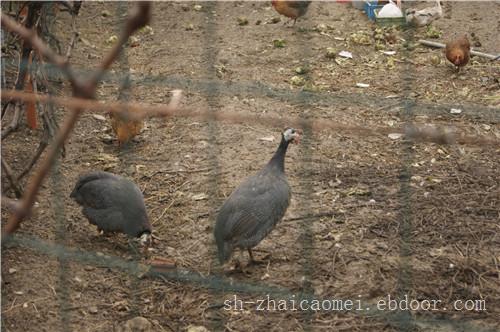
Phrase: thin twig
[{"left": 1, "top": 159, "right": 23, "bottom": 198}]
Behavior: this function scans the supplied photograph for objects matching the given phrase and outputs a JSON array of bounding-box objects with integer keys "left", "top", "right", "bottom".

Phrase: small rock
[
  {"left": 255, "top": 20, "right": 262, "bottom": 25},
  {"left": 8, "top": 268, "right": 17, "bottom": 274},
  {"left": 129, "top": 36, "right": 140, "bottom": 47},
  {"left": 101, "top": 10, "right": 111, "bottom": 17},
  {"left": 294, "top": 66, "right": 309, "bottom": 74},
  {"left": 89, "top": 306, "right": 98, "bottom": 314},
  {"left": 270, "top": 17, "right": 281, "bottom": 24},
  {"left": 187, "top": 326, "right": 210, "bottom": 332},
  {"left": 356, "top": 83, "right": 370, "bottom": 88},
  {"left": 325, "top": 47, "right": 336, "bottom": 59},
  {"left": 290, "top": 76, "right": 306, "bottom": 86},
  {"left": 450, "top": 108, "right": 462, "bottom": 114},
  {"left": 315, "top": 23, "right": 328, "bottom": 32},
  {"left": 106, "top": 35, "right": 118, "bottom": 44},
  {"left": 117, "top": 317, "right": 153, "bottom": 332},
  {"left": 193, "top": 4, "right": 202, "bottom": 11},
  {"left": 185, "top": 24, "right": 195, "bottom": 31}
]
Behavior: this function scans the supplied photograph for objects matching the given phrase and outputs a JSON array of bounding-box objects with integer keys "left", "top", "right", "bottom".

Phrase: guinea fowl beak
[{"left": 293, "top": 129, "right": 303, "bottom": 144}]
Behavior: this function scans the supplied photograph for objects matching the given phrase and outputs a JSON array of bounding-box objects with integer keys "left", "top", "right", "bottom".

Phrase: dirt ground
[{"left": 1, "top": 1, "right": 500, "bottom": 331}]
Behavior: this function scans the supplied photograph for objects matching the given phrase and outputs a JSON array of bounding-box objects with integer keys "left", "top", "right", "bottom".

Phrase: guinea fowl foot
[
  {"left": 226, "top": 259, "right": 251, "bottom": 275},
  {"left": 246, "top": 249, "right": 269, "bottom": 266}
]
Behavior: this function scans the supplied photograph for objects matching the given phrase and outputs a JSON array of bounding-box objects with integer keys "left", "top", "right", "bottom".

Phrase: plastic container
[
  {"left": 364, "top": 0, "right": 383, "bottom": 21},
  {"left": 375, "top": 8, "right": 406, "bottom": 26}
]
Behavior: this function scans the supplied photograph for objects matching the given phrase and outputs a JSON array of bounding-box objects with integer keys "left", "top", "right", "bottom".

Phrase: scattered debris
[
  {"left": 106, "top": 35, "right": 118, "bottom": 44},
  {"left": 259, "top": 136, "right": 275, "bottom": 142},
  {"left": 294, "top": 66, "right": 309, "bottom": 74},
  {"left": 425, "top": 25, "right": 442, "bottom": 39},
  {"left": 338, "top": 50, "right": 353, "bottom": 59},
  {"left": 187, "top": 326, "right": 210, "bottom": 332},
  {"left": 388, "top": 133, "right": 403, "bottom": 140},
  {"left": 237, "top": 16, "right": 249, "bottom": 26},
  {"left": 192, "top": 193, "right": 208, "bottom": 201},
  {"left": 92, "top": 114, "right": 106, "bottom": 121},
  {"left": 290, "top": 76, "right": 306, "bottom": 86},
  {"left": 273, "top": 39, "right": 286, "bottom": 48}
]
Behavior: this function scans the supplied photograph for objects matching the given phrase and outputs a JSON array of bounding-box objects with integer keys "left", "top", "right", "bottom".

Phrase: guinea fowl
[
  {"left": 214, "top": 128, "right": 301, "bottom": 266},
  {"left": 70, "top": 171, "right": 152, "bottom": 246}
]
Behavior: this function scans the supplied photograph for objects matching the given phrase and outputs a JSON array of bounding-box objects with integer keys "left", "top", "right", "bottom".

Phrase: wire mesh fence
[{"left": 1, "top": 1, "right": 499, "bottom": 331}]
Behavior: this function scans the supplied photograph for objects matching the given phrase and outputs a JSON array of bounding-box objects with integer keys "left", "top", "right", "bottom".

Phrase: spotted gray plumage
[
  {"left": 214, "top": 128, "right": 300, "bottom": 264},
  {"left": 70, "top": 171, "right": 151, "bottom": 238}
]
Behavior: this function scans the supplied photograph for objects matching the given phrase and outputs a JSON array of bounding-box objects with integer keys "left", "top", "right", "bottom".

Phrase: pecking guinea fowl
[
  {"left": 70, "top": 171, "right": 152, "bottom": 246},
  {"left": 214, "top": 128, "right": 301, "bottom": 265}
]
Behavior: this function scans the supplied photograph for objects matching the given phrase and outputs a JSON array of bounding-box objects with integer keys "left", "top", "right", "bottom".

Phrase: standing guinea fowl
[
  {"left": 70, "top": 171, "right": 152, "bottom": 246},
  {"left": 271, "top": 1, "right": 311, "bottom": 25},
  {"left": 214, "top": 128, "right": 302, "bottom": 266}
]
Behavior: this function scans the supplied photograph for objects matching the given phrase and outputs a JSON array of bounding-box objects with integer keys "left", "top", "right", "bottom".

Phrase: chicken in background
[
  {"left": 109, "top": 109, "right": 143, "bottom": 146},
  {"left": 445, "top": 34, "right": 471, "bottom": 72},
  {"left": 405, "top": 0, "right": 442, "bottom": 27},
  {"left": 271, "top": 0, "right": 311, "bottom": 25}
]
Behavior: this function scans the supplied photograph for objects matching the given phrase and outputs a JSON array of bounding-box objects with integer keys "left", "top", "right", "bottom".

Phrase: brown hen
[
  {"left": 271, "top": 0, "right": 311, "bottom": 25},
  {"left": 445, "top": 35, "right": 471, "bottom": 72},
  {"left": 109, "top": 110, "right": 143, "bottom": 146}
]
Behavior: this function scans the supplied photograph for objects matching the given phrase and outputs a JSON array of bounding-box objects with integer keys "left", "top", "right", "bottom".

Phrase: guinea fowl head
[
  {"left": 268, "top": 128, "right": 302, "bottom": 172},
  {"left": 282, "top": 127, "right": 302, "bottom": 144},
  {"left": 135, "top": 231, "right": 152, "bottom": 248}
]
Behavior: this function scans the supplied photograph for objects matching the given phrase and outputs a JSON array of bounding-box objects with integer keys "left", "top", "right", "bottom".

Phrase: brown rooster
[
  {"left": 445, "top": 35, "right": 471, "bottom": 72},
  {"left": 109, "top": 110, "right": 143, "bottom": 146},
  {"left": 271, "top": 0, "right": 311, "bottom": 25}
]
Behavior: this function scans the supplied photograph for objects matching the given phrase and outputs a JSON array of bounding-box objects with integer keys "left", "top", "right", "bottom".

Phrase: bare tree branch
[{"left": 1, "top": 2, "right": 153, "bottom": 238}]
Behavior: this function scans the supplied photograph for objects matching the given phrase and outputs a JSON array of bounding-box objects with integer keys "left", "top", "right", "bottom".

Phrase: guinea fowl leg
[{"left": 247, "top": 249, "right": 266, "bottom": 265}]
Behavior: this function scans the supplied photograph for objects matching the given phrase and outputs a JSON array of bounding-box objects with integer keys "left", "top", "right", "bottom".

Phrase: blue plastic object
[{"left": 364, "top": 0, "right": 383, "bottom": 21}]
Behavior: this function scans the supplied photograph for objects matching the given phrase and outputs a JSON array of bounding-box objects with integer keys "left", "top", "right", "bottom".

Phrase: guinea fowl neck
[{"left": 268, "top": 136, "right": 290, "bottom": 173}]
